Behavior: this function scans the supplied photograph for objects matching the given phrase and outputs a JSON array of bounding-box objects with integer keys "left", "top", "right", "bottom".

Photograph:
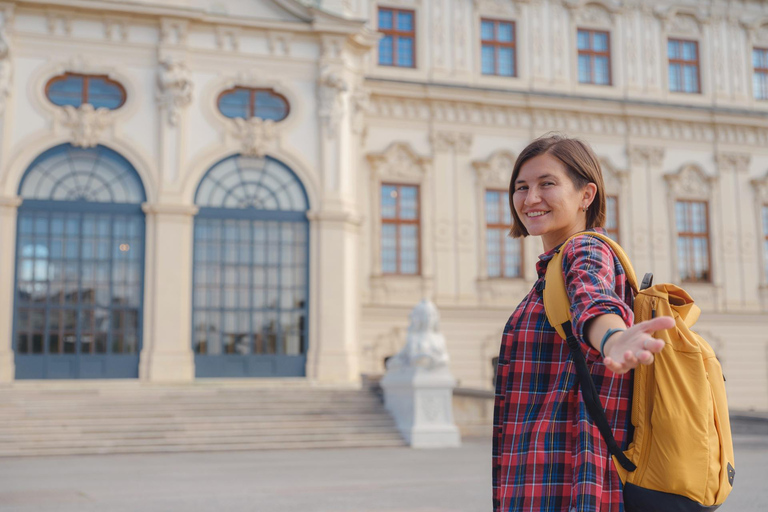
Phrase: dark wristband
[{"left": 600, "top": 328, "right": 625, "bottom": 358}]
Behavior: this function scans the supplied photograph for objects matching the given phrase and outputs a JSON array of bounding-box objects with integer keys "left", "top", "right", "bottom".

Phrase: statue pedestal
[{"left": 380, "top": 364, "right": 461, "bottom": 448}]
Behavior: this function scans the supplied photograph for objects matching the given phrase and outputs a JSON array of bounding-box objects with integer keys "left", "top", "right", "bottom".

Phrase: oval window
[
  {"left": 46, "top": 73, "right": 126, "bottom": 110},
  {"left": 218, "top": 87, "right": 289, "bottom": 121}
]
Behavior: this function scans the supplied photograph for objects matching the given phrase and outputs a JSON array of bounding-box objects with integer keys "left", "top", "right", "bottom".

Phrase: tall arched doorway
[
  {"left": 192, "top": 154, "right": 310, "bottom": 377},
  {"left": 13, "top": 144, "right": 147, "bottom": 379}
]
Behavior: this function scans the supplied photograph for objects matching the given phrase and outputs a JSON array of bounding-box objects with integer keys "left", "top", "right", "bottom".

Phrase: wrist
[{"left": 599, "top": 328, "right": 625, "bottom": 358}]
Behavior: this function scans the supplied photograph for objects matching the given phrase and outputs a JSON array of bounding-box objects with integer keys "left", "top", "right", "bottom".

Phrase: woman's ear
[{"left": 583, "top": 182, "right": 597, "bottom": 206}]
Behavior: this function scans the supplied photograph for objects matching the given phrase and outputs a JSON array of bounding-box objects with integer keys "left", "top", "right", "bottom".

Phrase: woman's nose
[{"left": 524, "top": 189, "right": 540, "bottom": 205}]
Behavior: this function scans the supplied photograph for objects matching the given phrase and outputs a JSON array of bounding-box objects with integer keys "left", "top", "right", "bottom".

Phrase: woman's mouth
[{"left": 526, "top": 211, "right": 550, "bottom": 218}]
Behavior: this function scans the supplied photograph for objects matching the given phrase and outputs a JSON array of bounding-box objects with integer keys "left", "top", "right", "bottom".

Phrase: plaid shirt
[{"left": 493, "top": 231, "right": 634, "bottom": 512}]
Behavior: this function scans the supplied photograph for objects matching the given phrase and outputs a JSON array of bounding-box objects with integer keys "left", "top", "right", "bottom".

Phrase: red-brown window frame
[
  {"left": 216, "top": 86, "right": 290, "bottom": 120},
  {"left": 381, "top": 183, "right": 421, "bottom": 275},
  {"left": 676, "top": 200, "right": 712, "bottom": 283},
  {"left": 378, "top": 7, "right": 417, "bottom": 68},
  {"left": 480, "top": 19, "right": 517, "bottom": 77},
  {"left": 605, "top": 194, "right": 620, "bottom": 242},
  {"left": 45, "top": 73, "right": 127, "bottom": 108},
  {"left": 668, "top": 38, "right": 701, "bottom": 94},
  {"left": 754, "top": 47, "right": 768, "bottom": 100},
  {"left": 577, "top": 28, "right": 612, "bottom": 85},
  {"left": 485, "top": 189, "right": 523, "bottom": 278}
]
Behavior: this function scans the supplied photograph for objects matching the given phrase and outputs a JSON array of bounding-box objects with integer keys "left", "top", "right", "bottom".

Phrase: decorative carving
[
  {"left": 665, "top": 165, "right": 716, "bottom": 200},
  {"left": 215, "top": 26, "right": 240, "bottom": 51},
  {"left": 756, "top": 26, "right": 768, "bottom": 46},
  {"left": 351, "top": 87, "right": 370, "bottom": 135},
  {"left": 61, "top": 104, "right": 111, "bottom": 148},
  {"left": 367, "top": 142, "right": 431, "bottom": 182},
  {"left": 0, "top": 24, "right": 11, "bottom": 115},
  {"left": 387, "top": 299, "right": 449, "bottom": 370},
  {"left": 715, "top": 153, "right": 751, "bottom": 174},
  {"left": 267, "top": 31, "right": 292, "bottom": 56},
  {"left": 104, "top": 19, "right": 129, "bottom": 42},
  {"left": 577, "top": 4, "right": 612, "bottom": 26},
  {"left": 156, "top": 57, "right": 193, "bottom": 127},
  {"left": 159, "top": 18, "right": 188, "bottom": 46},
  {"left": 431, "top": 131, "right": 472, "bottom": 154},
  {"left": 473, "top": 150, "right": 517, "bottom": 188},
  {"left": 230, "top": 117, "right": 276, "bottom": 157},
  {"left": 751, "top": 174, "right": 768, "bottom": 203},
  {"left": 46, "top": 14, "right": 72, "bottom": 36},
  {"left": 474, "top": 0, "right": 518, "bottom": 17},
  {"left": 317, "top": 65, "right": 348, "bottom": 133},
  {"left": 669, "top": 14, "right": 700, "bottom": 35},
  {"left": 628, "top": 145, "right": 665, "bottom": 167}
]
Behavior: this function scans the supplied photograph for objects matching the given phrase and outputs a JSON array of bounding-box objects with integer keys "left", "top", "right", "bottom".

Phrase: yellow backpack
[{"left": 543, "top": 232, "right": 735, "bottom": 512}]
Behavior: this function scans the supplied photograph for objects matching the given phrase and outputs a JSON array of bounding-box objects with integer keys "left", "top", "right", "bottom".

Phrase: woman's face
[{"left": 512, "top": 153, "right": 596, "bottom": 252}]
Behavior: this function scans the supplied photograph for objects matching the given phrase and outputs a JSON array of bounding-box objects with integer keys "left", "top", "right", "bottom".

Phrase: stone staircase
[{"left": 0, "top": 380, "right": 406, "bottom": 457}]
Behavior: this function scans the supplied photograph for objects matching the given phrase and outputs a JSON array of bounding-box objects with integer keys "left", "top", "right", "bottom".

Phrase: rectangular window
[
  {"left": 485, "top": 190, "right": 522, "bottom": 278},
  {"left": 378, "top": 8, "right": 416, "bottom": 68},
  {"left": 676, "top": 201, "right": 711, "bottom": 282},
  {"left": 668, "top": 39, "right": 701, "bottom": 93},
  {"left": 381, "top": 184, "right": 420, "bottom": 275},
  {"left": 577, "top": 29, "right": 611, "bottom": 85},
  {"left": 481, "top": 19, "right": 516, "bottom": 77},
  {"left": 754, "top": 48, "right": 768, "bottom": 100},
  {"left": 605, "top": 195, "right": 620, "bottom": 242}
]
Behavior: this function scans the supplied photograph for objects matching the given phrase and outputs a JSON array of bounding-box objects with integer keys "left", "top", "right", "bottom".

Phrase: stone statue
[
  {"left": 387, "top": 299, "right": 450, "bottom": 370},
  {"left": 156, "top": 57, "right": 193, "bottom": 126}
]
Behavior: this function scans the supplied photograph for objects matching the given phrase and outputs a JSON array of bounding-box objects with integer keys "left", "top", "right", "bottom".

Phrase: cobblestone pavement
[{"left": 0, "top": 421, "right": 765, "bottom": 512}]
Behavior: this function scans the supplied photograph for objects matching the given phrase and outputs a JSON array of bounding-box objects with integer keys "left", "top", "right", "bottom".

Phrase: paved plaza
[{"left": 0, "top": 434, "right": 766, "bottom": 511}]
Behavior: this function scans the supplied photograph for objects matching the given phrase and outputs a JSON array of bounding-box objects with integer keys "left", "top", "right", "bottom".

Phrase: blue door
[
  {"left": 192, "top": 154, "right": 309, "bottom": 377},
  {"left": 13, "top": 144, "right": 146, "bottom": 379}
]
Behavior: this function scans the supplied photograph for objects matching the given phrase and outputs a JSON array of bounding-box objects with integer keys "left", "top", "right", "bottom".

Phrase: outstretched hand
[{"left": 603, "top": 316, "right": 676, "bottom": 374}]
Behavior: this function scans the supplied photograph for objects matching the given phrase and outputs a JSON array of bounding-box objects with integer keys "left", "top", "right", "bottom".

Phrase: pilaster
[{"left": 0, "top": 195, "right": 20, "bottom": 382}]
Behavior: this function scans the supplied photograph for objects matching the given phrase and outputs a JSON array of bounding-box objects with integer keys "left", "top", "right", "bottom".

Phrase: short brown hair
[{"left": 507, "top": 134, "right": 607, "bottom": 238}]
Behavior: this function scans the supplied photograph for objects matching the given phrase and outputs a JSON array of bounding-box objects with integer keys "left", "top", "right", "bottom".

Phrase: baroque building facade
[{"left": 0, "top": 0, "right": 767, "bottom": 411}]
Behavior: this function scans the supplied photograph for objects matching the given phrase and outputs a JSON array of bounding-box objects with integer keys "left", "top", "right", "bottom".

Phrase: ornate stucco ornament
[
  {"left": 156, "top": 57, "right": 193, "bottom": 127},
  {"left": 0, "top": 26, "right": 11, "bottom": 115},
  {"left": 232, "top": 117, "right": 276, "bottom": 158},
  {"left": 61, "top": 104, "right": 111, "bottom": 148},
  {"left": 317, "top": 65, "right": 348, "bottom": 133}
]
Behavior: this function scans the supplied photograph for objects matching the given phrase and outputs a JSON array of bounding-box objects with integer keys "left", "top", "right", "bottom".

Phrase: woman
[{"left": 492, "top": 135, "right": 674, "bottom": 512}]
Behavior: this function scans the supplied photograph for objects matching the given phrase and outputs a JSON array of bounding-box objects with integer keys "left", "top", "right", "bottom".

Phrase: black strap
[{"left": 562, "top": 321, "right": 637, "bottom": 472}]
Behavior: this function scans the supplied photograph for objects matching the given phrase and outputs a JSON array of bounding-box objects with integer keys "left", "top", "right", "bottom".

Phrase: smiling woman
[{"left": 493, "top": 135, "right": 673, "bottom": 512}]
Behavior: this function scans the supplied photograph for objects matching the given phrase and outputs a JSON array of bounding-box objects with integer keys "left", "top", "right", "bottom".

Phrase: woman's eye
[
  {"left": 542, "top": 182, "right": 554, "bottom": 186},
  {"left": 516, "top": 186, "right": 527, "bottom": 191}
]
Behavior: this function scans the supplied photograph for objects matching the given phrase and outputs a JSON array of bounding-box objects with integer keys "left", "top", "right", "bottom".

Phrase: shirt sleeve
[{"left": 561, "top": 234, "right": 634, "bottom": 357}]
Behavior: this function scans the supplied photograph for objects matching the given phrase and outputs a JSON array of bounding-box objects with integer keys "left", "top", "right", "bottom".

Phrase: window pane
[
  {"left": 684, "top": 65, "right": 699, "bottom": 93},
  {"left": 254, "top": 91, "right": 288, "bottom": 121},
  {"left": 754, "top": 49, "right": 762, "bottom": 69},
  {"left": 219, "top": 89, "right": 250, "bottom": 119},
  {"left": 481, "top": 21, "right": 494, "bottom": 41},
  {"left": 485, "top": 191, "right": 500, "bottom": 223},
  {"left": 683, "top": 41, "right": 697, "bottom": 61},
  {"left": 399, "top": 186, "right": 418, "bottom": 220},
  {"left": 47, "top": 76, "right": 84, "bottom": 107},
  {"left": 668, "top": 40, "right": 680, "bottom": 59},
  {"left": 381, "top": 186, "right": 397, "bottom": 219},
  {"left": 577, "top": 30, "right": 590, "bottom": 51},
  {"left": 87, "top": 77, "right": 123, "bottom": 109},
  {"left": 397, "top": 11, "right": 413, "bottom": 32},
  {"left": 669, "top": 63, "right": 681, "bottom": 91},
  {"left": 498, "top": 47, "right": 514, "bottom": 76},
  {"left": 497, "top": 22, "right": 513, "bottom": 43},
  {"left": 678, "top": 237, "right": 690, "bottom": 280},
  {"left": 503, "top": 237, "right": 521, "bottom": 277},
  {"left": 606, "top": 197, "right": 618, "bottom": 230},
  {"left": 379, "top": 36, "right": 394, "bottom": 65},
  {"left": 482, "top": 45, "right": 496, "bottom": 75},
  {"left": 379, "top": 9, "right": 393, "bottom": 30},
  {"left": 399, "top": 225, "right": 418, "bottom": 274},
  {"left": 763, "top": 205, "right": 768, "bottom": 236},
  {"left": 398, "top": 37, "right": 414, "bottom": 67},
  {"left": 593, "top": 32, "right": 608, "bottom": 52},
  {"left": 595, "top": 56, "right": 609, "bottom": 84},
  {"left": 381, "top": 224, "right": 397, "bottom": 274},
  {"left": 676, "top": 202, "right": 688, "bottom": 232},
  {"left": 578, "top": 54, "right": 591, "bottom": 83},
  {"left": 486, "top": 229, "right": 501, "bottom": 277}
]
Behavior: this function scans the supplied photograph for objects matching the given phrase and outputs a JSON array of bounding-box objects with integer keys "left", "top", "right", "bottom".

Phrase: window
[
  {"left": 378, "top": 7, "right": 416, "bottom": 68},
  {"left": 676, "top": 200, "right": 710, "bottom": 282},
  {"left": 218, "top": 87, "right": 289, "bottom": 121},
  {"left": 605, "top": 195, "right": 619, "bottom": 242},
  {"left": 46, "top": 73, "right": 126, "bottom": 109},
  {"left": 481, "top": 19, "right": 516, "bottom": 77},
  {"left": 485, "top": 190, "right": 521, "bottom": 278},
  {"left": 577, "top": 29, "right": 611, "bottom": 85},
  {"left": 668, "top": 39, "right": 700, "bottom": 93},
  {"left": 381, "top": 184, "right": 419, "bottom": 275},
  {"left": 763, "top": 205, "right": 768, "bottom": 282},
  {"left": 754, "top": 48, "right": 768, "bottom": 100}
]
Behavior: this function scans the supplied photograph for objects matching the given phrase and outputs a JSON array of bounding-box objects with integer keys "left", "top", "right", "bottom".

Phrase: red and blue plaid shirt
[{"left": 493, "top": 231, "right": 634, "bottom": 512}]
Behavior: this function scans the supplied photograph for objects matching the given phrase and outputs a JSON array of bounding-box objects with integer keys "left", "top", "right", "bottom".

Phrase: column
[
  {"left": 139, "top": 204, "right": 198, "bottom": 382},
  {"left": 0, "top": 196, "right": 20, "bottom": 382}
]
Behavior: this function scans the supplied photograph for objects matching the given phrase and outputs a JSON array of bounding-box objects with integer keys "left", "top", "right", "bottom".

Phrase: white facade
[{"left": 0, "top": 0, "right": 767, "bottom": 410}]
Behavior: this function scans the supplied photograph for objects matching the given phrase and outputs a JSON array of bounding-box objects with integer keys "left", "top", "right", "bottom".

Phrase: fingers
[{"left": 637, "top": 315, "right": 675, "bottom": 333}]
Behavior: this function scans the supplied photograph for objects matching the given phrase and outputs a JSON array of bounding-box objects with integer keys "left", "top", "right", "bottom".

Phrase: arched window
[
  {"left": 14, "top": 144, "right": 145, "bottom": 379},
  {"left": 193, "top": 155, "right": 309, "bottom": 377},
  {"left": 217, "top": 87, "right": 289, "bottom": 121},
  {"left": 46, "top": 73, "right": 126, "bottom": 110}
]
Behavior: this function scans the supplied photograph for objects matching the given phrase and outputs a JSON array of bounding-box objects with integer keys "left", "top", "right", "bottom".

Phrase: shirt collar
[{"left": 535, "top": 227, "right": 608, "bottom": 278}]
